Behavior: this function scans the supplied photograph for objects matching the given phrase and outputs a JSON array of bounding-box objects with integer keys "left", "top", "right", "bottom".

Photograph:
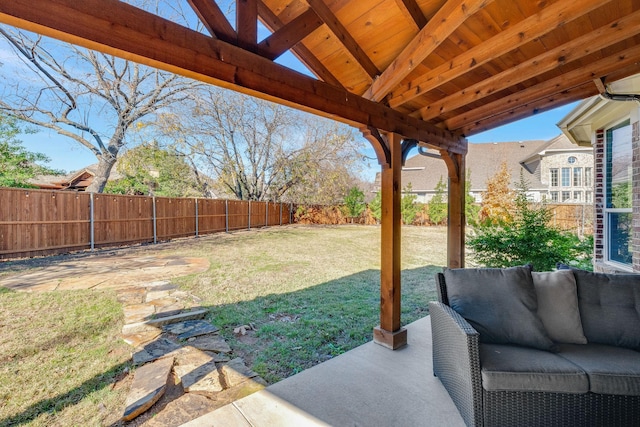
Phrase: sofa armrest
[{"left": 429, "top": 301, "right": 483, "bottom": 427}]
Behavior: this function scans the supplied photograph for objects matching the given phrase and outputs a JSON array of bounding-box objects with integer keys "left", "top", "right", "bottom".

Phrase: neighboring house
[
  {"left": 29, "top": 165, "right": 123, "bottom": 191},
  {"left": 558, "top": 74, "right": 640, "bottom": 274},
  {"left": 380, "top": 135, "right": 593, "bottom": 204}
]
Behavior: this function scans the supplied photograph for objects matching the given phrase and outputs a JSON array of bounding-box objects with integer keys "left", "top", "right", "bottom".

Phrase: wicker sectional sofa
[{"left": 430, "top": 265, "right": 640, "bottom": 427}]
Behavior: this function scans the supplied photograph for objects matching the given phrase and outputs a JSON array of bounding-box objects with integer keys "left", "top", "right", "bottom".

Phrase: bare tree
[
  {"left": 0, "top": 27, "right": 199, "bottom": 192},
  {"left": 156, "top": 88, "right": 364, "bottom": 203}
]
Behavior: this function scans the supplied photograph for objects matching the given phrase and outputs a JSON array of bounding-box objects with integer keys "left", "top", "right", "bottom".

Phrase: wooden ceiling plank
[
  {"left": 364, "top": 0, "right": 493, "bottom": 103},
  {"left": 388, "top": 0, "right": 612, "bottom": 108},
  {"left": 394, "top": 0, "right": 427, "bottom": 31},
  {"left": 237, "top": 0, "right": 258, "bottom": 50},
  {"left": 445, "top": 45, "right": 640, "bottom": 132},
  {"left": 0, "top": 0, "right": 464, "bottom": 152},
  {"left": 257, "top": 2, "right": 343, "bottom": 87},
  {"left": 304, "top": 0, "right": 380, "bottom": 79},
  {"left": 419, "top": 9, "right": 640, "bottom": 121},
  {"left": 257, "top": 8, "right": 322, "bottom": 60},
  {"left": 187, "top": 0, "right": 236, "bottom": 44}
]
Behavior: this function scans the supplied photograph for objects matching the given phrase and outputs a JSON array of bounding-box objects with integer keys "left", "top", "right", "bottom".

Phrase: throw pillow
[
  {"left": 531, "top": 270, "right": 587, "bottom": 344},
  {"left": 558, "top": 265, "right": 640, "bottom": 350},
  {"left": 443, "top": 266, "right": 555, "bottom": 351}
]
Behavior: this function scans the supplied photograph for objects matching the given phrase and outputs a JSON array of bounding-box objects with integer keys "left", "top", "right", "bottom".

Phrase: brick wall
[
  {"left": 593, "top": 129, "right": 605, "bottom": 269},
  {"left": 633, "top": 121, "right": 640, "bottom": 272}
]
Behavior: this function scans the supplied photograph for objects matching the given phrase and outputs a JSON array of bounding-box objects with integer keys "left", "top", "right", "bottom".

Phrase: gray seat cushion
[
  {"left": 443, "top": 266, "right": 555, "bottom": 351},
  {"left": 480, "top": 344, "right": 588, "bottom": 393},
  {"left": 556, "top": 343, "right": 640, "bottom": 396}
]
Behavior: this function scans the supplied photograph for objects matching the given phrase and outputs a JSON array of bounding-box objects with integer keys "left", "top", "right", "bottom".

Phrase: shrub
[
  {"left": 468, "top": 177, "right": 593, "bottom": 271},
  {"left": 343, "top": 186, "right": 366, "bottom": 222}
]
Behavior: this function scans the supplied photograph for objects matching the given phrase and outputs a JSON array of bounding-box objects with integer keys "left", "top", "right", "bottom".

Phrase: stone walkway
[
  {"left": 118, "top": 281, "right": 267, "bottom": 426},
  {"left": 0, "top": 253, "right": 210, "bottom": 292},
  {"left": 0, "top": 252, "right": 268, "bottom": 425}
]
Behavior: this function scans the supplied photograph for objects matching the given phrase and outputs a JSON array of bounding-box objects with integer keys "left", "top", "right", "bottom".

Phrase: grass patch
[
  {"left": 0, "top": 224, "right": 447, "bottom": 424},
  {"left": 174, "top": 225, "right": 446, "bottom": 383},
  {"left": 0, "top": 289, "right": 130, "bottom": 426}
]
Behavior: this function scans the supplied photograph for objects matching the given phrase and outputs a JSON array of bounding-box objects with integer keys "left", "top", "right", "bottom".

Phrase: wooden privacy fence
[
  {"left": 0, "top": 187, "right": 293, "bottom": 259},
  {"left": 547, "top": 203, "right": 593, "bottom": 238}
]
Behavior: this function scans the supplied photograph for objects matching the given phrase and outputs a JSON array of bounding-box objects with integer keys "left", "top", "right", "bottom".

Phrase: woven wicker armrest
[{"left": 429, "top": 301, "right": 483, "bottom": 427}]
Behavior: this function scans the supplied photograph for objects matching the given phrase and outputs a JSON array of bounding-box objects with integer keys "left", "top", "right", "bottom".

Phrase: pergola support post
[
  {"left": 373, "top": 132, "right": 407, "bottom": 350},
  {"left": 441, "top": 150, "right": 466, "bottom": 268}
]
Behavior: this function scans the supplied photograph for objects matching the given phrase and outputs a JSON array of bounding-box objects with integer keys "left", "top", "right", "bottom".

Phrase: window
[
  {"left": 568, "top": 156, "right": 577, "bottom": 164},
  {"left": 550, "top": 191, "right": 558, "bottom": 202},
  {"left": 586, "top": 191, "right": 592, "bottom": 203},
  {"left": 574, "top": 191, "right": 582, "bottom": 202},
  {"left": 561, "top": 168, "right": 571, "bottom": 186},
  {"left": 573, "top": 167, "right": 582, "bottom": 186},
  {"left": 585, "top": 167, "right": 592, "bottom": 187},
  {"left": 562, "top": 191, "right": 571, "bottom": 202},
  {"left": 605, "top": 120, "right": 632, "bottom": 265},
  {"left": 550, "top": 169, "right": 558, "bottom": 187}
]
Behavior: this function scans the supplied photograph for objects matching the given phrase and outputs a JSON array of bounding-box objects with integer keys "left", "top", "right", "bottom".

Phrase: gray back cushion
[
  {"left": 531, "top": 270, "right": 587, "bottom": 344},
  {"left": 570, "top": 269, "right": 640, "bottom": 350},
  {"left": 443, "top": 266, "right": 555, "bottom": 351}
]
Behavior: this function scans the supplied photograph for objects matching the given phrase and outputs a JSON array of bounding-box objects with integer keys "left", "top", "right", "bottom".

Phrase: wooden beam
[
  {"left": 237, "top": 0, "right": 258, "bottom": 50},
  {"left": 460, "top": 84, "right": 598, "bottom": 136},
  {"left": 445, "top": 45, "right": 640, "bottom": 133},
  {"left": 374, "top": 132, "right": 407, "bottom": 350},
  {"left": 257, "top": 8, "right": 322, "bottom": 60},
  {"left": 388, "top": 0, "right": 611, "bottom": 108},
  {"left": 441, "top": 150, "right": 465, "bottom": 269},
  {"left": 364, "top": 0, "right": 492, "bottom": 103},
  {"left": 257, "top": 2, "right": 343, "bottom": 87},
  {"left": 419, "top": 8, "right": 640, "bottom": 121},
  {"left": 304, "top": 0, "right": 380, "bottom": 79},
  {"left": 0, "top": 0, "right": 464, "bottom": 152},
  {"left": 187, "top": 0, "right": 236, "bottom": 44},
  {"left": 394, "top": 0, "right": 427, "bottom": 31}
]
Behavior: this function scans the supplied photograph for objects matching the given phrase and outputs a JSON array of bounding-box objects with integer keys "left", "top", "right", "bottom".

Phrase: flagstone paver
[
  {"left": 122, "top": 356, "right": 174, "bottom": 421},
  {"left": 116, "top": 280, "right": 267, "bottom": 423},
  {"left": 164, "top": 320, "right": 220, "bottom": 340}
]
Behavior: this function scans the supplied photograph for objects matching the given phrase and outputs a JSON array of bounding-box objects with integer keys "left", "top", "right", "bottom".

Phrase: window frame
[
  {"left": 550, "top": 168, "right": 558, "bottom": 187},
  {"left": 604, "top": 119, "right": 633, "bottom": 269},
  {"left": 561, "top": 167, "right": 571, "bottom": 186}
]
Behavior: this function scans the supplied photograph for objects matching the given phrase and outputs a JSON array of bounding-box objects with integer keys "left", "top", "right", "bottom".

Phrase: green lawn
[{"left": 0, "top": 224, "right": 447, "bottom": 425}]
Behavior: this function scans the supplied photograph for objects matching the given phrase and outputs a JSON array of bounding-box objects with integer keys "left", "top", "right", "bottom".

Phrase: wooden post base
[{"left": 373, "top": 326, "right": 408, "bottom": 350}]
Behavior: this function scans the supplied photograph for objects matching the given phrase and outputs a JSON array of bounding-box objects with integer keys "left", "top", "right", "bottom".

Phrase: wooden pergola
[{"left": 1, "top": 0, "right": 639, "bottom": 349}]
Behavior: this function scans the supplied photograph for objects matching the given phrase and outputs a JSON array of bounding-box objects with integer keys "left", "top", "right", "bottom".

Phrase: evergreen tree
[
  {"left": 0, "top": 114, "right": 59, "bottom": 188},
  {"left": 401, "top": 183, "right": 420, "bottom": 225},
  {"left": 428, "top": 176, "right": 447, "bottom": 225}
]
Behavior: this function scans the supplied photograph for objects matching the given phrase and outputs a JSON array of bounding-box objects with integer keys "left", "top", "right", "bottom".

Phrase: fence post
[
  {"left": 280, "top": 202, "right": 283, "bottom": 225},
  {"left": 195, "top": 198, "right": 199, "bottom": 237},
  {"left": 265, "top": 201, "right": 269, "bottom": 227},
  {"left": 248, "top": 200, "right": 251, "bottom": 230},
  {"left": 90, "top": 192, "right": 95, "bottom": 251},
  {"left": 153, "top": 196, "right": 157, "bottom": 244},
  {"left": 225, "top": 199, "right": 229, "bottom": 233}
]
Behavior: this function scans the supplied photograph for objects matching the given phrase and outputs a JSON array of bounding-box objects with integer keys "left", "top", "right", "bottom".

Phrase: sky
[
  {"left": 19, "top": 103, "right": 579, "bottom": 181},
  {"left": 1, "top": 6, "right": 581, "bottom": 182}
]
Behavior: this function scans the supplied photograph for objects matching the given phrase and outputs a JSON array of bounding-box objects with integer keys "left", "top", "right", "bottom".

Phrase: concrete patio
[{"left": 182, "top": 315, "right": 465, "bottom": 427}]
